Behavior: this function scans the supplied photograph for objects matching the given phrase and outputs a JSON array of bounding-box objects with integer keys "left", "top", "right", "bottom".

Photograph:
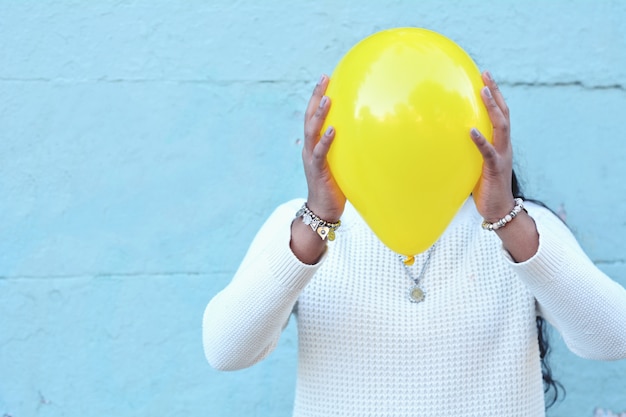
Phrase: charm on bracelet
[{"left": 296, "top": 203, "right": 341, "bottom": 241}]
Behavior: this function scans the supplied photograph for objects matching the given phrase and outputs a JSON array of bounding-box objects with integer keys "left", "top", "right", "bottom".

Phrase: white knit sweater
[{"left": 204, "top": 198, "right": 626, "bottom": 417}]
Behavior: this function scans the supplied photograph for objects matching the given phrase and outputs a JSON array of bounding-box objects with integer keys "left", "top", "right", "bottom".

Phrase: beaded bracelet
[
  {"left": 481, "top": 198, "right": 525, "bottom": 231},
  {"left": 296, "top": 203, "right": 341, "bottom": 241}
]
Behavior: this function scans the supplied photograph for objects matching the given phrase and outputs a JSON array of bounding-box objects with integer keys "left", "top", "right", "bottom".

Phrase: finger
[
  {"left": 304, "top": 94, "right": 331, "bottom": 154},
  {"left": 470, "top": 127, "right": 497, "bottom": 165},
  {"left": 304, "top": 74, "right": 329, "bottom": 122},
  {"left": 481, "top": 85, "right": 510, "bottom": 151},
  {"left": 482, "top": 71, "right": 509, "bottom": 119},
  {"left": 311, "top": 125, "right": 335, "bottom": 168}
]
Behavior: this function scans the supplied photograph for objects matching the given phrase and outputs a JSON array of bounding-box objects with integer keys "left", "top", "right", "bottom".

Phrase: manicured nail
[
  {"left": 318, "top": 74, "right": 326, "bottom": 85},
  {"left": 483, "top": 86, "right": 492, "bottom": 99},
  {"left": 325, "top": 126, "right": 334, "bottom": 136},
  {"left": 484, "top": 71, "right": 493, "bottom": 82},
  {"left": 319, "top": 96, "right": 328, "bottom": 108},
  {"left": 470, "top": 128, "right": 481, "bottom": 139}
]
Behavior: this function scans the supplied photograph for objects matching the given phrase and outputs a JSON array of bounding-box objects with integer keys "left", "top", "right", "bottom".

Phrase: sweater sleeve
[
  {"left": 203, "top": 199, "right": 324, "bottom": 371},
  {"left": 505, "top": 203, "right": 626, "bottom": 361}
]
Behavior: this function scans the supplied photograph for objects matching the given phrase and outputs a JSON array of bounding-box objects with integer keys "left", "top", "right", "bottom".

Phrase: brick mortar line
[
  {"left": 0, "top": 271, "right": 232, "bottom": 280},
  {"left": 2, "top": 262, "right": 624, "bottom": 280},
  {"left": 0, "top": 77, "right": 625, "bottom": 91}
]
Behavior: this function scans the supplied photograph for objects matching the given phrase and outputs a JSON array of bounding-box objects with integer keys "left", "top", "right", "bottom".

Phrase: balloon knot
[{"left": 403, "top": 256, "right": 415, "bottom": 266}]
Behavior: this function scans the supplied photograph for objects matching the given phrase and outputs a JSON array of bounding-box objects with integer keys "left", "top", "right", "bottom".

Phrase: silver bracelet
[
  {"left": 296, "top": 203, "right": 341, "bottom": 241},
  {"left": 481, "top": 198, "right": 525, "bottom": 231}
]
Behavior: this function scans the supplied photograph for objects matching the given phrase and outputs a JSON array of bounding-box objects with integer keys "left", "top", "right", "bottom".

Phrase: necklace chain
[{"left": 400, "top": 244, "right": 436, "bottom": 303}]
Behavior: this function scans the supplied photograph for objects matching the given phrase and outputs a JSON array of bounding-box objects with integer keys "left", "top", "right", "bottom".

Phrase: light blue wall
[{"left": 0, "top": 1, "right": 624, "bottom": 416}]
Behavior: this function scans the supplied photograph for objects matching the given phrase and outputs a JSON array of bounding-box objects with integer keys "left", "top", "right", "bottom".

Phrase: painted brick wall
[{"left": 0, "top": 1, "right": 624, "bottom": 416}]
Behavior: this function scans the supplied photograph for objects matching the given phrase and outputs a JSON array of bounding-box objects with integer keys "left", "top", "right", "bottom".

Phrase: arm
[
  {"left": 203, "top": 200, "right": 321, "bottom": 371},
  {"left": 204, "top": 75, "right": 345, "bottom": 370},
  {"left": 510, "top": 204, "right": 626, "bottom": 360},
  {"left": 470, "top": 71, "right": 626, "bottom": 360}
]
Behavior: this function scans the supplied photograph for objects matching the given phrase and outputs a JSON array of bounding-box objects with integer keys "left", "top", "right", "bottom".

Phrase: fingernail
[
  {"left": 485, "top": 71, "right": 493, "bottom": 82},
  {"left": 470, "top": 128, "right": 481, "bottom": 139},
  {"left": 319, "top": 96, "right": 328, "bottom": 108},
  {"left": 483, "top": 86, "right": 492, "bottom": 99},
  {"left": 318, "top": 74, "right": 326, "bottom": 85},
  {"left": 325, "top": 126, "right": 334, "bottom": 136}
]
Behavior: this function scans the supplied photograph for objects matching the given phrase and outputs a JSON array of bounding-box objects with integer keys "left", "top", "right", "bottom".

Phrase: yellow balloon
[{"left": 324, "top": 28, "right": 492, "bottom": 257}]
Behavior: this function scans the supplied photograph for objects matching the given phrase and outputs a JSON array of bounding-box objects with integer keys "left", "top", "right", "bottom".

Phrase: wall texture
[{"left": 0, "top": 1, "right": 624, "bottom": 416}]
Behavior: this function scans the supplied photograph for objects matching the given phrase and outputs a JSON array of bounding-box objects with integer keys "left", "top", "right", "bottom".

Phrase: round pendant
[{"left": 409, "top": 286, "right": 425, "bottom": 303}]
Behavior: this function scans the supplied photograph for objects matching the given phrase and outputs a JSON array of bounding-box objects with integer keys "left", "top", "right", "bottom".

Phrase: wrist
[
  {"left": 290, "top": 202, "right": 343, "bottom": 265},
  {"left": 480, "top": 193, "right": 517, "bottom": 223},
  {"left": 481, "top": 198, "right": 525, "bottom": 231},
  {"left": 296, "top": 202, "right": 342, "bottom": 241},
  {"left": 305, "top": 194, "right": 344, "bottom": 224},
  {"left": 290, "top": 218, "right": 328, "bottom": 265},
  {"left": 493, "top": 211, "right": 539, "bottom": 262}
]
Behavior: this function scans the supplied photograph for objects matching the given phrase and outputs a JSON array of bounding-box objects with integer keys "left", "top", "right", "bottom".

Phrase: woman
[{"left": 203, "top": 72, "right": 626, "bottom": 416}]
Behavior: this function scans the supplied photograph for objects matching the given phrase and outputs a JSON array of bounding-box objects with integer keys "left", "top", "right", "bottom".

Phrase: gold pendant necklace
[{"left": 400, "top": 244, "right": 436, "bottom": 303}]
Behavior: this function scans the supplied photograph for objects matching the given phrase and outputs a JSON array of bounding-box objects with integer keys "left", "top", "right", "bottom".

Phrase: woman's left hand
[
  {"left": 470, "top": 71, "right": 539, "bottom": 262},
  {"left": 470, "top": 71, "right": 516, "bottom": 223}
]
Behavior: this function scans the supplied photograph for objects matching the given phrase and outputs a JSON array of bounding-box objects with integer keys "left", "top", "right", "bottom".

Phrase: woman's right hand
[
  {"left": 302, "top": 74, "right": 346, "bottom": 223},
  {"left": 290, "top": 75, "right": 346, "bottom": 264}
]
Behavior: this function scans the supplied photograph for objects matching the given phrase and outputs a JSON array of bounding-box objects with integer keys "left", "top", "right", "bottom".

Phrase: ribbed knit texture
[{"left": 203, "top": 198, "right": 626, "bottom": 417}]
